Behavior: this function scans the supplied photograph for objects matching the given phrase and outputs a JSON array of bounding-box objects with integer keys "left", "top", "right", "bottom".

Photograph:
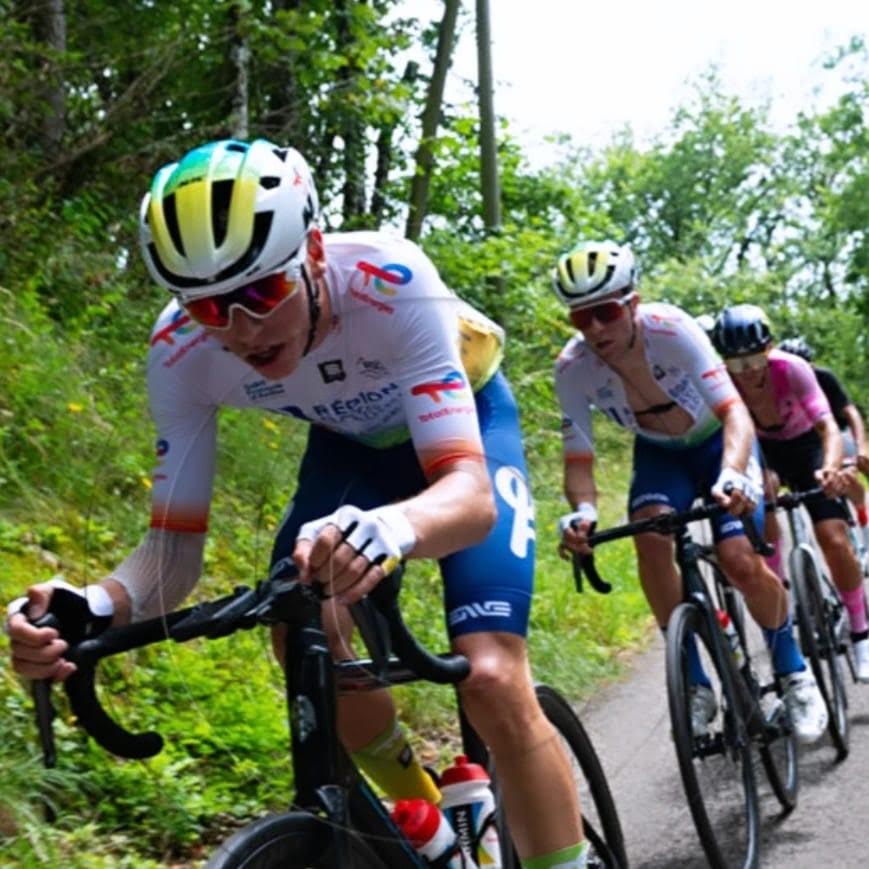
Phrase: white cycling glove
[
  {"left": 712, "top": 467, "right": 763, "bottom": 507},
  {"left": 558, "top": 503, "right": 598, "bottom": 536},
  {"left": 297, "top": 504, "right": 416, "bottom": 575}
]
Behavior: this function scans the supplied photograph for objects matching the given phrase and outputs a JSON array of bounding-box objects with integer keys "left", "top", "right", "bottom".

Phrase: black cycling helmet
[
  {"left": 778, "top": 336, "right": 814, "bottom": 362},
  {"left": 712, "top": 304, "right": 773, "bottom": 357}
]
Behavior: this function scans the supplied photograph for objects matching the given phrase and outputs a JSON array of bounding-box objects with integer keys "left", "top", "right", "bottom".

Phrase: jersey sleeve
[
  {"left": 380, "top": 243, "right": 488, "bottom": 477},
  {"left": 787, "top": 356, "right": 832, "bottom": 426},
  {"left": 146, "top": 349, "right": 218, "bottom": 533},
  {"left": 554, "top": 352, "right": 595, "bottom": 463}
]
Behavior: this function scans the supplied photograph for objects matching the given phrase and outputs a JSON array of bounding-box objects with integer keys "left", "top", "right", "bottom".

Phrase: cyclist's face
[
  {"left": 573, "top": 293, "right": 637, "bottom": 360},
  {"left": 206, "top": 232, "right": 326, "bottom": 380},
  {"left": 726, "top": 352, "right": 769, "bottom": 390}
]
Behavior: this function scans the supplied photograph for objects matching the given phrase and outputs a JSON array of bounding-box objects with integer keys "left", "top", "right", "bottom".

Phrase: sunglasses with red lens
[
  {"left": 569, "top": 296, "right": 632, "bottom": 330},
  {"left": 182, "top": 272, "right": 298, "bottom": 330}
]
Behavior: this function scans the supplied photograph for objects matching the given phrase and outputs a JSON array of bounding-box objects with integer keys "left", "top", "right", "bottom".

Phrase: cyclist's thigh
[
  {"left": 441, "top": 373, "right": 535, "bottom": 640},
  {"left": 269, "top": 426, "right": 425, "bottom": 578},
  {"left": 627, "top": 435, "right": 701, "bottom": 517}
]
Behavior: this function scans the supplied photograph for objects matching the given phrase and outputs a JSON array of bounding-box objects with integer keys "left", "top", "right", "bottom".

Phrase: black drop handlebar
[
  {"left": 571, "top": 489, "right": 775, "bottom": 594},
  {"left": 30, "top": 567, "right": 470, "bottom": 760}
]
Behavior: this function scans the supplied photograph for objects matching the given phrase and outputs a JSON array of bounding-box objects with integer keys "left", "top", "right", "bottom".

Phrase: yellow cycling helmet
[
  {"left": 139, "top": 139, "right": 319, "bottom": 301},
  {"left": 552, "top": 240, "right": 638, "bottom": 308}
]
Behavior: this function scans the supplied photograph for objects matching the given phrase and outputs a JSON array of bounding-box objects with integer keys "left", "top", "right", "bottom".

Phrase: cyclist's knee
[
  {"left": 454, "top": 633, "right": 541, "bottom": 744},
  {"left": 717, "top": 540, "right": 765, "bottom": 592}
]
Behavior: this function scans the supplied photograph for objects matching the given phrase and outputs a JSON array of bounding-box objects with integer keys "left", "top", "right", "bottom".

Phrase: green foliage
[{"left": 0, "top": 3, "right": 866, "bottom": 865}]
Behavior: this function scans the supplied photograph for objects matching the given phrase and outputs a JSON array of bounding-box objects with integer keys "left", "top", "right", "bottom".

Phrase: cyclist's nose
[{"left": 226, "top": 307, "right": 266, "bottom": 342}]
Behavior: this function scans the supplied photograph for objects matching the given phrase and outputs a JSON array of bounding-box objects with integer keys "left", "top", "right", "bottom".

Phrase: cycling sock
[
  {"left": 685, "top": 631, "right": 712, "bottom": 688},
  {"left": 763, "top": 615, "right": 806, "bottom": 676},
  {"left": 841, "top": 587, "right": 869, "bottom": 634},
  {"left": 522, "top": 839, "right": 589, "bottom": 868},
  {"left": 351, "top": 719, "right": 441, "bottom": 803}
]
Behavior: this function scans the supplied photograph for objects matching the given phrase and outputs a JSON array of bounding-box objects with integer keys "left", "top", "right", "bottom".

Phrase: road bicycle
[
  {"left": 573, "top": 502, "right": 798, "bottom": 869},
  {"left": 29, "top": 566, "right": 627, "bottom": 868},
  {"left": 771, "top": 487, "right": 853, "bottom": 759}
]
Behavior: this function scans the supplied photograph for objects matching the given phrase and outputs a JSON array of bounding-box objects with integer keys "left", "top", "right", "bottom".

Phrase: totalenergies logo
[
  {"left": 151, "top": 309, "right": 198, "bottom": 347},
  {"left": 356, "top": 260, "right": 412, "bottom": 297},
  {"left": 410, "top": 370, "right": 469, "bottom": 404}
]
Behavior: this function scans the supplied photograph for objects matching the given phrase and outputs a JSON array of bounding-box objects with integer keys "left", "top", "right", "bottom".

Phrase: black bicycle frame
[{"left": 31, "top": 569, "right": 471, "bottom": 868}]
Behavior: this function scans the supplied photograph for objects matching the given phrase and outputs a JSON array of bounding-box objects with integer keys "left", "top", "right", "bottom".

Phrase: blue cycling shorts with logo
[
  {"left": 269, "top": 372, "right": 535, "bottom": 638},
  {"left": 628, "top": 428, "right": 766, "bottom": 542}
]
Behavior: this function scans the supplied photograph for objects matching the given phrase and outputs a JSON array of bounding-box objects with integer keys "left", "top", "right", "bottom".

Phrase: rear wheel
[
  {"left": 666, "top": 602, "right": 759, "bottom": 869},
  {"left": 207, "top": 812, "right": 387, "bottom": 869},
  {"left": 791, "top": 547, "right": 849, "bottom": 760}
]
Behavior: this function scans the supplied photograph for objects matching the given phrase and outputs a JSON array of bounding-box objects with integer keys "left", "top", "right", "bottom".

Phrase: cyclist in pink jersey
[
  {"left": 552, "top": 240, "right": 826, "bottom": 742},
  {"left": 713, "top": 305, "right": 869, "bottom": 681},
  {"left": 6, "top": 139, "right": 588, "bottom": 866}
]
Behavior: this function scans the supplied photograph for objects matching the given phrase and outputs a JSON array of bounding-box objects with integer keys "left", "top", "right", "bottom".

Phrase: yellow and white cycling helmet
[
  {"left": 139, "top": 139, "right": 319, "bottom": 301},
  {"left": 552, "top": 240, "right": 638, "bottom": 308}
]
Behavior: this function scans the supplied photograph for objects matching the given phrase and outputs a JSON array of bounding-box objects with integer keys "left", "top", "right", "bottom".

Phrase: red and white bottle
[
  {"left": 439, "top": 756, "right": 502, "bottom": 868},
  {"left": 391, "top": 798, "right": 478, "bottom": 868}
]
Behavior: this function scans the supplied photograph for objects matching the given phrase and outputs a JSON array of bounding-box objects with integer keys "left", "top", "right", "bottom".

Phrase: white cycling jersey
[
  {"left": 146, "top": 231, "right": 504, "bottom": 533},
  {"left": 555, "top": 302, "right": 740, "bottom": 460}
]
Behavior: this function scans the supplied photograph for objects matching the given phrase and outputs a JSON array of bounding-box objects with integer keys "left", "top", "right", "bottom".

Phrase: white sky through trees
[{"left": 407, "top": 0, "right": 865, "bottom": 162}]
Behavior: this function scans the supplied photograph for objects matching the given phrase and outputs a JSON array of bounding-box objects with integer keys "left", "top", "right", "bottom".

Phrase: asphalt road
[{"left": 576, "top": 629, "right": 869, "bottom": 868}]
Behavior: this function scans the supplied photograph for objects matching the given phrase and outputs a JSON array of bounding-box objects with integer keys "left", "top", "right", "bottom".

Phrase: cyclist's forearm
[
  {"left": 816, "top": 415, "right": 845, "bottom": 469},
  {"left": 718, "top": 402, "right": 753, "bottom": 472},
  {"left": 404, "top": 462, "right": 496, "bottom": 558},
  {"left": 109, "top": 529, "right": 205, "bottom": 621},
  {"left": 843, "top": 404, "right": 866, "bottom": 454},
  {"left": 564, "top": 459, "right": 596, "bottom": 508}
]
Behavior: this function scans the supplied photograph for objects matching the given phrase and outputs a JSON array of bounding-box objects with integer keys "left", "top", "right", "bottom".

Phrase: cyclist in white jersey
[
  {"left": 6, "top": 139, "right": 587, "bottom": 867},
  {"left": 551, "top": 240, "right": 826, "bottom": 742}
]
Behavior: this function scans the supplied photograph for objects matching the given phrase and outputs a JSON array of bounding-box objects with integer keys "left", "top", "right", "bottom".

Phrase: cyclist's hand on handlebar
[
  {"left": 815, "top": 465, "right": 847, "bottom": 498},
  {"left": 294, "top": 505, "right": 416, "bottom": 604},
  {"left": 557, "top": 503, "right": 597, "bottom": 559},
  {"left": 6, "top": 578, "right": 112, "bottom": 681},
  {"left": 6, "top": 584, "right": 72, "bottom": 681},
  {"left": 711, "top": 466, "right": 761, "bottom": 515}
]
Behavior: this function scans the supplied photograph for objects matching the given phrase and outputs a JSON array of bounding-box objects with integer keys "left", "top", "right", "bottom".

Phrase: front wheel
[
  {"left": 207, "top": 812, "right": 386, "bottom": 869},
  {"left": 666, "top": 602, "right": 759, "bottom": 869},
  {"left": 791, "top": 546, "right": 849, "bottom": 760}
]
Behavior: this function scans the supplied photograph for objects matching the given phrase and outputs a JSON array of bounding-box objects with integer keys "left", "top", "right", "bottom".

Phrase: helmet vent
[
  {"left": 259, "top": 176, "right": 280, "bottom": 190},
  {"left": 213, "top": 211, "right": 274, "bottom": 283},
  {"left": 227, "top": 142, "right": 248, "bottom": 154},
  {"left": 211, "top": 179, "right": 234, "bottom": 248},
  {"left": 163, "top": 194, "right": 185, "bottom": 256},
  {"left": 272, "top": 148, "right": 288, "bottom": 162}
]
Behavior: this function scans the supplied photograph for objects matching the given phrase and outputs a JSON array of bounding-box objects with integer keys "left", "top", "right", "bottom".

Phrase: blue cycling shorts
[
  {"left": 628, "top": 429, "right": 766, "bottom": 542},
  {"left": 269, "top": 372, "right": 535, "bottom": 638}
]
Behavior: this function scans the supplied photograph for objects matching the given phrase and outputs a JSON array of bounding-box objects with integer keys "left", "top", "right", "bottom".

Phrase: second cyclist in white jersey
[{"left": 552, "top": 240, "right": 826, "bottom": 742}]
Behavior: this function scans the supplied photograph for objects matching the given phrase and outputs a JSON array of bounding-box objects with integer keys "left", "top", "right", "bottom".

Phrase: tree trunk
[
  {"left": 31, "top": 0, "right": 67, "bottom": 153},
  {"left": 336, "top": 0, "right": 367, "bottom": 224},
  {"left": 475, "top": 0, "right": 504, "bottom": 303},
  {"left": 475, "top": 0, "right": 501, "bottom": 234},
  {"left": 228, "top": 0, "right": 250, "bottom": 140},
  {"left": 405, "top": 0, "right": 460, "bottom": 241},
  {"left": 371, "top": 61, "right": 418, "bottom": 223}
]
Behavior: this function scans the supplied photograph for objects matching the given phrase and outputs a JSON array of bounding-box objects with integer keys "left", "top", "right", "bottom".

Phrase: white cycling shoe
[
  {"left": 689, "top": 684, "right": 718, "bottom": 738},
  {"left": 782, "top": 670, "right": 828, "bottom": 743},
  {"left": 853, "top": 637, "right": 869, "bottom": 683}
]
